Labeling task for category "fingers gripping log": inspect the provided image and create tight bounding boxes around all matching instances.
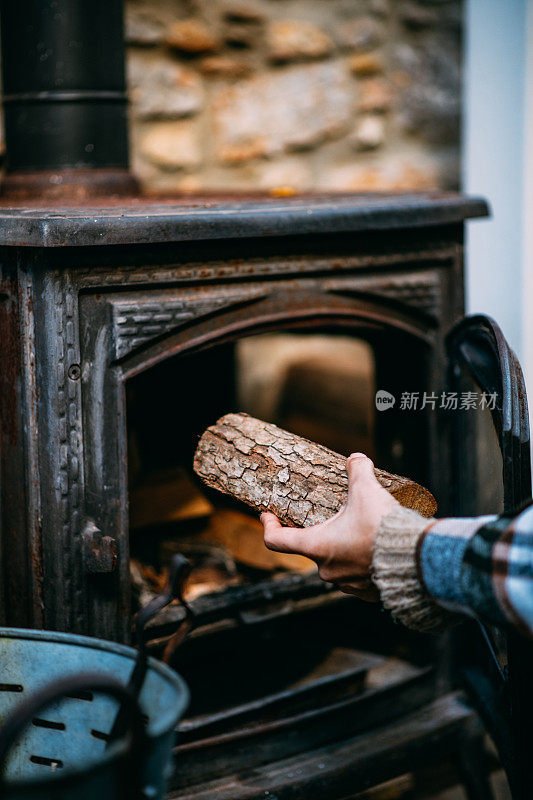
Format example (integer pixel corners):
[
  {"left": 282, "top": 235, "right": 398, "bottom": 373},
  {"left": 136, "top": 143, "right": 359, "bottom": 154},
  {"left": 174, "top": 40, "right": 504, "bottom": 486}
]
[{"left": 194, "top": 413, "right": 437, "bottom": 527}]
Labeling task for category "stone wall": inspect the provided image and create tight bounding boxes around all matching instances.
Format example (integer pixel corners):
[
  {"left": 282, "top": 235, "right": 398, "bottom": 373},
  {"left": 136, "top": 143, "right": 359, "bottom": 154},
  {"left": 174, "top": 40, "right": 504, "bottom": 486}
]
[{"left": 126, "top": 0, "right": 462, "bottom": 194}]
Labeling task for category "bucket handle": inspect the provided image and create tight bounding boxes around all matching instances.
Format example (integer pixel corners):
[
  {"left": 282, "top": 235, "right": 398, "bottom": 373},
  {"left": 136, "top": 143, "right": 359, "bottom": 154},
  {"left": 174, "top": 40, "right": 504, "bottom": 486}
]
[
  {"left": 135, "top": 553, "right": 194, "bottom": 663},
  {"left": 0, "top": 673, "right": 147, "bottom": 799},
  {"left": 107, "top": 554, "right": 193, "bottom": 748},
  {"left": 132, "top": 553, "right": 194, "bottom": 688}
]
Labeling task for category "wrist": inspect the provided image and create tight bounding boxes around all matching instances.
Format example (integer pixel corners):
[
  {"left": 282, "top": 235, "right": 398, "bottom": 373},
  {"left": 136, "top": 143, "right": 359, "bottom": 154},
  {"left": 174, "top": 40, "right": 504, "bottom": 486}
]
[{"left": 372, "top": 506, "right": 460, "bottom": 632}]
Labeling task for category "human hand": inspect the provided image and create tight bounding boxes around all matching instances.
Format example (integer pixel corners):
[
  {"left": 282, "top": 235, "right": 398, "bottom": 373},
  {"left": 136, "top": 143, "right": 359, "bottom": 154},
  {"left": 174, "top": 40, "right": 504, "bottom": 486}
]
[{"left": 261, "top": 453, "right": 399, "bottom": 601}]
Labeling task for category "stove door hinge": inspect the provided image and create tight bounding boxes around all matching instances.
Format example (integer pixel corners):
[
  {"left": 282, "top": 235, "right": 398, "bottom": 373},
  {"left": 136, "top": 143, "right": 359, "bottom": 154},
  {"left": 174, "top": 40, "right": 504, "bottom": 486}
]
[{"left": 82, "top": 521, "right": 118, "bottom": 574}]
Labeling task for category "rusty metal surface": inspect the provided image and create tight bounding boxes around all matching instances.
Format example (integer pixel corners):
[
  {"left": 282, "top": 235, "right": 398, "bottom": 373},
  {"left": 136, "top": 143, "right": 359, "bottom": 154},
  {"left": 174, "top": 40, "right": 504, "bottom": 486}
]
[
  {"left": 0, "top": 221, "right": 465, "bottom": 642},
  {"left": 168, "top": 692, "right": 484, "bottom": 800},
  {"left": 73, "top": 238, "right": 459, "bottom": 288},
  {"left": 82, "top": 522, "right": 118, "bottom": 574},
  {"left": 0, "top": 255, "right": 43, "bottom": 629},
  {"left": 0, "top": 192, "right": 488, "bottom": 247},
  {"left": 0, "top": 168, "right": 139, "bottom": 201},
  {"left": 171, "top": 663, "right": 435, "bottom": 791}
]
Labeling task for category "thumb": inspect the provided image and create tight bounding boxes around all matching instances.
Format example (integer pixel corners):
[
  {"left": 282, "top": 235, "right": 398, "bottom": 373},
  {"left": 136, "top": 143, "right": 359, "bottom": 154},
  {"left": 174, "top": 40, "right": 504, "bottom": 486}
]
[{"left": 346, "top": 453, "right": 377, "bottom": 496}]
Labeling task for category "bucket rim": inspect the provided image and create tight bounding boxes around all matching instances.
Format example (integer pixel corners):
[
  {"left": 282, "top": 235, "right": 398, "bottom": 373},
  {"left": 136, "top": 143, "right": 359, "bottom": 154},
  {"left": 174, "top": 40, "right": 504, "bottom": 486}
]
[{"left": 0, "top": 627, "right": 189, "bottom": 737}]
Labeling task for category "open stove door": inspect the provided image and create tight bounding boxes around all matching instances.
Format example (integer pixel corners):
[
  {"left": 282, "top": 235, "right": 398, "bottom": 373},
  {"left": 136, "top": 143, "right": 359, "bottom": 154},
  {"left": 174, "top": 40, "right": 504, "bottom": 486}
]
[{"left": 446, "top": 314, "right": 532, "bottom": 800}]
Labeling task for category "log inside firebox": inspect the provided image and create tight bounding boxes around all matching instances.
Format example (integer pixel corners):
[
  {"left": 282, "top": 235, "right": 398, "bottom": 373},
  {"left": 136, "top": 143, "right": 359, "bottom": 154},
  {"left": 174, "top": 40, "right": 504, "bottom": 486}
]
[{"left": 194, "top": 413, "right": 437, "bottom": 526}]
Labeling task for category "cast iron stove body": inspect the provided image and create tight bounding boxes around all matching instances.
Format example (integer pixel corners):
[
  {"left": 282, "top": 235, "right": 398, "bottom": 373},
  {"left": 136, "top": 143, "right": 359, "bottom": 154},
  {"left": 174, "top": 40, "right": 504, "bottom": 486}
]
[
  {"left": 5, "top": 192, "right": 532, "bottom": 800},
  {"left": 0, "top": 192, "right": 487, "bottom": 639}
]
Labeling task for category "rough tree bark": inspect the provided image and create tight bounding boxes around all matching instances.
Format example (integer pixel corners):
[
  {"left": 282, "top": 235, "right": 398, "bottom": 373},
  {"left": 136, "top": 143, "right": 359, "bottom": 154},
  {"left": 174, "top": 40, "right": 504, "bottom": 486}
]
[{"left": 194, "top": 413, "right": 437, "bottom": 527}]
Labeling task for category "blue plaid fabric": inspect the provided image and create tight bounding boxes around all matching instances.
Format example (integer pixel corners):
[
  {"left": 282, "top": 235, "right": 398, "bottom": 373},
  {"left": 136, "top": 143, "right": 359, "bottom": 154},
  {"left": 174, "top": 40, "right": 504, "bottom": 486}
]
[{"left": 418, "top": 505, "right": 533, "bottom": 637}]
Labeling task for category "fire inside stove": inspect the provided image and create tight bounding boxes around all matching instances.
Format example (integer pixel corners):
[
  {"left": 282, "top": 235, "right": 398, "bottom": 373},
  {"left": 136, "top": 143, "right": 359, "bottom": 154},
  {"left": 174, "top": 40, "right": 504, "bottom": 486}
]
[{"left": 127, "top": 332, "right": 376, "bottom": 609}]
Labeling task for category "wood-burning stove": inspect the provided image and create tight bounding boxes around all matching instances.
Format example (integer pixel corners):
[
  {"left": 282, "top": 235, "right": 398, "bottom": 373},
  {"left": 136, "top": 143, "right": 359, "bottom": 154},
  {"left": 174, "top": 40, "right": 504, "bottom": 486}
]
[
  {"left": 2, "top": 191, "right": 530, "bottom": 800},
  {"left": 1, "top": 2, "right": 532, "bottom": 798},
  {"left": 0, "top": 193, "right": 488, "bottom": 638}
]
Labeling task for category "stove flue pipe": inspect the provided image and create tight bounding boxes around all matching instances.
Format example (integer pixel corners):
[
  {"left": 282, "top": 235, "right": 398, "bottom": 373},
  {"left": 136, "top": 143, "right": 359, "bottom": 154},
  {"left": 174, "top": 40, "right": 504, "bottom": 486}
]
[{"left": 0, "top": 0, "right": 138, "bottom": 199}]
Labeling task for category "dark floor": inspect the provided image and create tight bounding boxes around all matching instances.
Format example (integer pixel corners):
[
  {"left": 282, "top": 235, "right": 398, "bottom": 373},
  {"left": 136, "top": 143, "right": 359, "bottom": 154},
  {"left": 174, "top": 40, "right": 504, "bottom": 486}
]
[{"left": 348, "top": 765, "right": 510, "bottom": 799}]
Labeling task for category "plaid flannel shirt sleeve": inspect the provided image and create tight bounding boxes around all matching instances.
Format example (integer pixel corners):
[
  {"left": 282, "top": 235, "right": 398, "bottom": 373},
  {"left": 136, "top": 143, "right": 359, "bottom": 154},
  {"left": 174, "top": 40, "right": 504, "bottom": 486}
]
[{"left": 418, "top": 504, "right": 533, "bottom": 637}]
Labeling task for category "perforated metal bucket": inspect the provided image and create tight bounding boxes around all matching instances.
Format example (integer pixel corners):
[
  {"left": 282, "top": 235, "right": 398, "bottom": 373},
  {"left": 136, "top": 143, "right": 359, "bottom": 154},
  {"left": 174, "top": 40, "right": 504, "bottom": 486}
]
[{"left": 0, "top": 628, "right": 189, "bottom": 800}]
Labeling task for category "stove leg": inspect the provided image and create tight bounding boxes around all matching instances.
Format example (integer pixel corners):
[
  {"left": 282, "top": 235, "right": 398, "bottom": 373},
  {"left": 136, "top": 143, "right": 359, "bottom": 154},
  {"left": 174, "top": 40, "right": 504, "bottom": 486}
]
[{"left": 455, "top": 736, "right": 496, "bottom": 800}]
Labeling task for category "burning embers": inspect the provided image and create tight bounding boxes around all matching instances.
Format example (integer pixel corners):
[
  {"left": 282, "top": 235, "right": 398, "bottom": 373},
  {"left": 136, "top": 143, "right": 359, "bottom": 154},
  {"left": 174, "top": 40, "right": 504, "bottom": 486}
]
[{"left": 129, "top": 466, "right": 315, "bottom": 611}]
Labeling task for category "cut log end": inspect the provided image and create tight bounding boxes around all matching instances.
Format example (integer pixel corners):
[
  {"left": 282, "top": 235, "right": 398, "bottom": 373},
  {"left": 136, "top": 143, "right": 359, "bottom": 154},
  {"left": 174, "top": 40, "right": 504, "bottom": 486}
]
[
  {"left": 194, "top": 413, "right": 437, "bottom": 526},
  {"left": 388, "top": 483, "right": 437, "bottom": 518}
]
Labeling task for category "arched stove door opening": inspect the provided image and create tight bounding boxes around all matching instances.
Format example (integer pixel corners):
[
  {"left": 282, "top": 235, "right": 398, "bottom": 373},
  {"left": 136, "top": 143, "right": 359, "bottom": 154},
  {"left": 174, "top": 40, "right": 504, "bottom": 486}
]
[
  {"left": 126, "top": 326, "right": 431, "bottom": 620},
  {"left": 77, "top": 272, "right": 440, "bottom": 647},
  {"left": 126, "top": 325, "right": 432, "bottom": 622},
  {"left": 122, "top": 323, "right": 438, "bottom": 754}
]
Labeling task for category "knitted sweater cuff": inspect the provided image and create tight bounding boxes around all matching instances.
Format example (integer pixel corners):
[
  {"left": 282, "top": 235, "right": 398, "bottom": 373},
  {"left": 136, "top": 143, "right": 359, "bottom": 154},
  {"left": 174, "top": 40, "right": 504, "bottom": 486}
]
[{"left": 372, "top": 505, "right": 459, "bottom": 633}]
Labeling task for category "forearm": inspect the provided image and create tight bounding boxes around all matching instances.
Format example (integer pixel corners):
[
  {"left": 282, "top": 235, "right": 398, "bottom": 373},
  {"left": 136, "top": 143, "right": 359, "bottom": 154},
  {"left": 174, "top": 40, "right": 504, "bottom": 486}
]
[{"left": 373, "top": 504, "right": 533, "bottom": 637}]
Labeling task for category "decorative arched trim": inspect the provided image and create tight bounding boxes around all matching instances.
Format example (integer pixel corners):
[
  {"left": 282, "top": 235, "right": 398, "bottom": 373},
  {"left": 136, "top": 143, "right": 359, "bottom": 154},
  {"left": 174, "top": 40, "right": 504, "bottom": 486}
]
[{"left": 119, "top": 287, "right": 435, "bottom": 380}]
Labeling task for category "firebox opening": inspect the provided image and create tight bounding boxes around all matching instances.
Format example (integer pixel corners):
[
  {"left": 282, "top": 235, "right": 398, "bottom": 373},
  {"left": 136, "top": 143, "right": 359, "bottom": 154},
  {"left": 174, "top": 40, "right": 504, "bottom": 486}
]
[
  {"left": 127, "top": 331, "right": 377, "bottom": 607},
  {"left": 126, "top": 328, "right": 432, "bottom": 722}
]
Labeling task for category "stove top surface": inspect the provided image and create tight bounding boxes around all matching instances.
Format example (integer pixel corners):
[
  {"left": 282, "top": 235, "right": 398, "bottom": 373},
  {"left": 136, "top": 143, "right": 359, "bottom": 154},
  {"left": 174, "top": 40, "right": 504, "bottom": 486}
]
[{"left": 0, "top": 191, "right": 488, "bottom": 248}]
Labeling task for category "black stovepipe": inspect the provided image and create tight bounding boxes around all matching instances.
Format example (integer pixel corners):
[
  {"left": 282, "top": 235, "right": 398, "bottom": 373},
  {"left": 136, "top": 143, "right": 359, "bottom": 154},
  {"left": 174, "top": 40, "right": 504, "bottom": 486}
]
[{"left": 0, "top": 0, "right": 137, "bottom": 197}]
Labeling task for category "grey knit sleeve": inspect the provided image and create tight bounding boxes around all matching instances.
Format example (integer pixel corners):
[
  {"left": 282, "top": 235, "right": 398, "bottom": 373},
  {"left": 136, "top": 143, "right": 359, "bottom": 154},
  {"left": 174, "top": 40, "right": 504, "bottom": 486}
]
[{"left": 372, "top": 505, "right": 460, "bottom": 633}]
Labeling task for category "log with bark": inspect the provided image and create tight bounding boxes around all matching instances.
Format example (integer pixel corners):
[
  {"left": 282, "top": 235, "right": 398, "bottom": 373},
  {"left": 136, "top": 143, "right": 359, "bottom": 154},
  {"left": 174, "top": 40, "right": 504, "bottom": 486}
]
[{"left": 194, "top": 413, "right": 437, "bottom": 527}]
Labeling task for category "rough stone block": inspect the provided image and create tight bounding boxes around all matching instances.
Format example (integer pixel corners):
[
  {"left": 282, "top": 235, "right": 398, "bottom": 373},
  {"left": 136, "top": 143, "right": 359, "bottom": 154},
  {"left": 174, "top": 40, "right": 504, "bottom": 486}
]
[
  {"left": 140, "top": 120, "right": 202, "bottom": 169},
  {"left": 165, "top": 19, "right": 220, "bottom": 53},
  {"left": 213, "top": 61, "right": 354, "bottom": 162},
  {"left": 266, "top": 20, "right": 333, "bottom": 62},
  {"left": 358, "top": 78, "right": 392, "bottom": 112},
  {"left": 319, "top": 151, "right": 443, "bottom": 191},
  {"left": 348, "top": 52, "right": 385, "bottom": 76},
  {"left": 125, "top": 6, "right": 164, "bottom": 45},
  {"left": 257, "top": 158, "right": 312, "bottom": 191},
  {"left": 198, "top": 56, "right": 254, "bottom": 79},
  {"left": 128, "top": 54, "right": 204, "bottom": 120},
  {"left": 335, "top": 16, "right": 384, "bottom": 51},
  {"left": 350, "top": 115, "right": 385, "bottom": 150}
]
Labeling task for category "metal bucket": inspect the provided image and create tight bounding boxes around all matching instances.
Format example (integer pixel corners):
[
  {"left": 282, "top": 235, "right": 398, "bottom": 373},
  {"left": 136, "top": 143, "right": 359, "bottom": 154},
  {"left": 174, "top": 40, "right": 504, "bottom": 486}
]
[{"left": 0, "top": 628, "right": 189, "bottom": 800}]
